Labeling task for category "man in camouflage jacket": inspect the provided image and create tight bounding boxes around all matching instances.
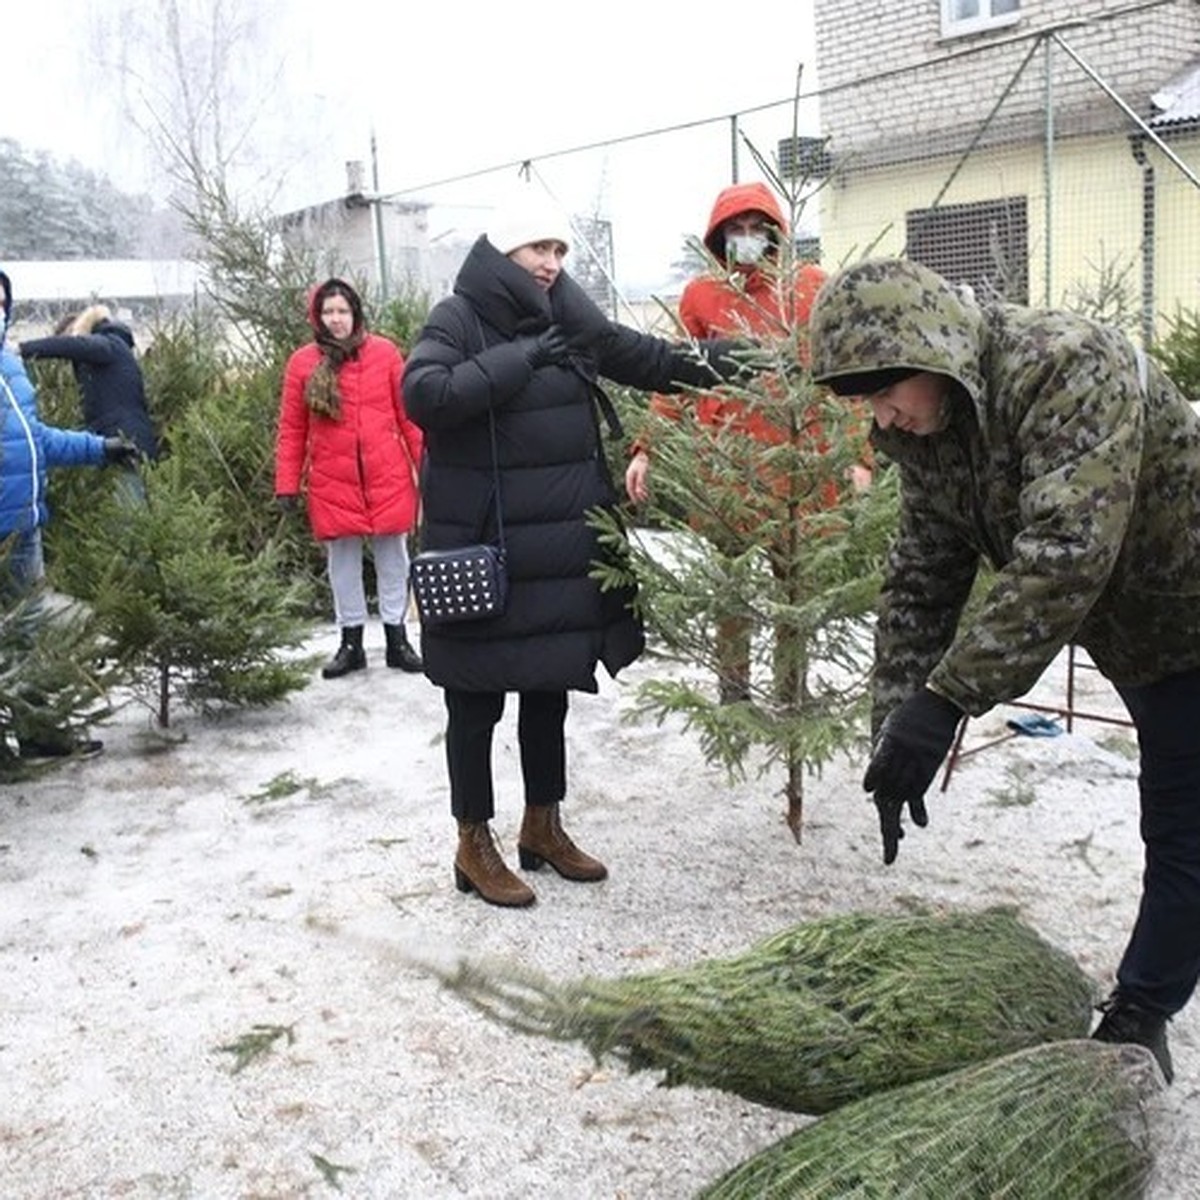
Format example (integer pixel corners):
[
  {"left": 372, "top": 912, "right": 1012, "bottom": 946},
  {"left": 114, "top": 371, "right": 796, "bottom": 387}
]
[{"left": 809, "top": 256, "right": 1200, "bottom": 1083}]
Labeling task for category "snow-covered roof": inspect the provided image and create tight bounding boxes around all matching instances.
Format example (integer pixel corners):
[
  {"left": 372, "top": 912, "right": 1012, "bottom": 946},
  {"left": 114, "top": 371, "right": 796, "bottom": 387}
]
[
  {"left": 1151, "top": 61, "right": 1200, "bottom": 128},
  {"left": 3, "top": 259, "right": 206, "bottom": 303}
]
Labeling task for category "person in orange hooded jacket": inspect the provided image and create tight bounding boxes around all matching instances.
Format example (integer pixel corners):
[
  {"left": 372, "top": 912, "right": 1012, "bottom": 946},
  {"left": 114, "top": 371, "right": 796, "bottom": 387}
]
[
  {"left": 624, "top": 182, "right": 862, "bottom": 703},
  {"left": 275, "top": 278, "right": 425, "bottom": 679}
]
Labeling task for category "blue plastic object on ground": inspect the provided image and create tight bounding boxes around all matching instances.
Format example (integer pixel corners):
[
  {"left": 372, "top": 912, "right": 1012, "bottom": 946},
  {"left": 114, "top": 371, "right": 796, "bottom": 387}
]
[{"left": 1006, "top": 713, "right": 1064, "bottom": 737}]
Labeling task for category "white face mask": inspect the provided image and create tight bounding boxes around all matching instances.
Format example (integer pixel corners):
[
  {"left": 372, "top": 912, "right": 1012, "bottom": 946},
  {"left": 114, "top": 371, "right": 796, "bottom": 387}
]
[{"left": 725, "top": 230, "right": 770, "bottom": 265}]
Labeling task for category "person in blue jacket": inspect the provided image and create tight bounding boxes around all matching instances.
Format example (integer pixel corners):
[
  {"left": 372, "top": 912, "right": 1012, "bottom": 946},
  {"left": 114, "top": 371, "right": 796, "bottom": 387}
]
[{"left": 0, "top": 269, "right": 138, "bottom": 758}]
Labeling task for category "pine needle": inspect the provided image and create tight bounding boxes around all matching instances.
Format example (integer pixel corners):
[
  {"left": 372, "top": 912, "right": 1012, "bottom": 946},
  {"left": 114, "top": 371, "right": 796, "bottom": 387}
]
[
  {"left": 427, "top": 907, "right": 1096, "bottom": 1114},
  {"left": 699, "top": 1040, "right": 1160, "bottom": 1198},
  {"left": 214, "top": 1022, "right": 296, "bottom": 1074}
]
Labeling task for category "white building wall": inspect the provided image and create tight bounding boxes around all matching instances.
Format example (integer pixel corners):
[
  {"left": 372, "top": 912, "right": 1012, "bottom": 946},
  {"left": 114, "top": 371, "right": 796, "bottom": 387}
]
[{"left": 815, "top": 0, "right": 1200, "bottom": 167}]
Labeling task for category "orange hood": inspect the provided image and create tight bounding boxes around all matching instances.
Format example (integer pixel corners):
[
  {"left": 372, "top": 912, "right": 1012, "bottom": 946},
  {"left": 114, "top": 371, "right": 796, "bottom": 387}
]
[{"left": 702, "top": 182, "right": 787, "bottom": 262}]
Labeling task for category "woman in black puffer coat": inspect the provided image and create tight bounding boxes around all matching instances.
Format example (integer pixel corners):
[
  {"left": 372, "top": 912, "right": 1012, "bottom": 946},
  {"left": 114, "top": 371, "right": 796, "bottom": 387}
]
[{"left": 402, "top": 201, "right": 737, "bottom": 908}]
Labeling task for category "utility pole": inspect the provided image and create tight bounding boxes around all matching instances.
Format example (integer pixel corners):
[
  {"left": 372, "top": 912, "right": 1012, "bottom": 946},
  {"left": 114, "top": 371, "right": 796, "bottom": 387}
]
[{"left": 371, "top": 127, "right": 390, "bottom": 302}]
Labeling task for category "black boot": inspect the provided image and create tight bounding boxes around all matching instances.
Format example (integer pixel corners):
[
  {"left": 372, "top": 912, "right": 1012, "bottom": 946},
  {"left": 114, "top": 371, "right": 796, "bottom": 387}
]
[
  {"left": 17, "top": 736, "right": 104, "bottom": 762},
  {"left": 322, "top": 626, "right": 366, "bottom": 679},
  {"left": 1092, "top": 992, "right": 1174, "bottom": 1083},
  {"left": 384, "top": 623, "right": 423, "bottom": 672}
]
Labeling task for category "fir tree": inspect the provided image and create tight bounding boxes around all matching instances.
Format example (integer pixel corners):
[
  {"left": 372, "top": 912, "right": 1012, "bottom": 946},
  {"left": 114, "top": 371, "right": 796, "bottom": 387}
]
[
  {"left": 0, "top": 571, "right": 118, "bottom": 776},
  {"left": 594, "top": 184, "right": 899, "bottom": 841},
  {"left": 54, "top": 451, "right": 316, "bottom": 729}
]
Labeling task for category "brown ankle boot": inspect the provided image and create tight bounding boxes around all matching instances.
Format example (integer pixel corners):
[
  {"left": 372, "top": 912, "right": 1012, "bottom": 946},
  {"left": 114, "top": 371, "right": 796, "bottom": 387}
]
[
  {"left": 454, "top": 820, "right": 535, "bottom": 907},
  {"left": 517, "top": 804, "right": 608, "bottom": 882}
]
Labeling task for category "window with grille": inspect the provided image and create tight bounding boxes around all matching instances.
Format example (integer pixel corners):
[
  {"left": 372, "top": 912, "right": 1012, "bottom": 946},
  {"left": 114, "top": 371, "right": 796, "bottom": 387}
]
[
  {"left": 906, "top": 196, "right": 1029, "bottom": 303},
  {"left": 941, "top": 0, "right": 1020, "bottom": 38}
]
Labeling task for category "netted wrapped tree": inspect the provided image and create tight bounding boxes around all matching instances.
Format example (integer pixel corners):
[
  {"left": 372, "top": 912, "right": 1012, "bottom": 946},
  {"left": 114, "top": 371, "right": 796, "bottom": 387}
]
[
  {"left": 699, "top": 1039, "right": 1160, "bottom": 1199},
  {"left": 427, "top": 906, "right": 1097, "bottom": 1116}
]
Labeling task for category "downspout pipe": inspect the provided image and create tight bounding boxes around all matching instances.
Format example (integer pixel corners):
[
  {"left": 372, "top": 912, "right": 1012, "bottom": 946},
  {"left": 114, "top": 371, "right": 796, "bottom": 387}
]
[{"left": 1128, "top": 133, "right": 1155, "bottom": 350}]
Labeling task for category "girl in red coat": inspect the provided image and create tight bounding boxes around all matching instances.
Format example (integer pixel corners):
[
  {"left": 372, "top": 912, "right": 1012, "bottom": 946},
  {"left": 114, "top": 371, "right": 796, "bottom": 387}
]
[{"left": 275, "top": 278, "right": 425, "bottom": 678}]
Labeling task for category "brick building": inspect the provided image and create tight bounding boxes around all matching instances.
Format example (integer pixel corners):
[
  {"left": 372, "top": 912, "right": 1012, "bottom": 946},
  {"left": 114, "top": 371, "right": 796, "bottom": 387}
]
[{"left": 813, "top": 0, "right": 1200, "bottom": 340}]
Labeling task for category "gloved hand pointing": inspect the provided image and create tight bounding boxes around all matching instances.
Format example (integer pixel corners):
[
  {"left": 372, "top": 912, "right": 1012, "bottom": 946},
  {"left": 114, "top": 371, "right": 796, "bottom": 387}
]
[
  {"left": 103, "top": 436, "right": 141, "bottom": 467},
  {"left": 520, "top": 325, "right": 570, "bottom": 370},
  {"left": 863, "top": 688, "right": 963, "bottom": 865},
  {"left": 697, "top": 337, "right": 765, "bottom": 383}
]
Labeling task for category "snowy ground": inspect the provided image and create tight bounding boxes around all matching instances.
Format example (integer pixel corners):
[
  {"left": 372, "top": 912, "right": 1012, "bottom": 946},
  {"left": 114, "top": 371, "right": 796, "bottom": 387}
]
[{"left": 1, "top": 621, "right": 1198, "bottom": 1198}]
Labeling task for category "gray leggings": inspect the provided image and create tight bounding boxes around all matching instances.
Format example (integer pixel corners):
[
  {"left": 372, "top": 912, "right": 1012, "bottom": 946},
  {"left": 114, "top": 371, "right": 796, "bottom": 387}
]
[{"left": 325, "top": 534, "right": 410, "bottom": 627}]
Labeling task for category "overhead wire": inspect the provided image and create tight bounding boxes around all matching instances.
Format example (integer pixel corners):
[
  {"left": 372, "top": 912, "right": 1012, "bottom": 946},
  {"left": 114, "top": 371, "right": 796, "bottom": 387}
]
[
  {"left": 376, "top": 94, "right": 804, "bottom": 203},
  {"left": 375, "top": 92, "right": 810, "bottom": 329}
]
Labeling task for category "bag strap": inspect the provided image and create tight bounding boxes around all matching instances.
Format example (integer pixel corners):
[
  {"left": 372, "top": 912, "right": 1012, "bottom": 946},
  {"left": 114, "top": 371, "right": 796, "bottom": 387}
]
[
  {"left": 449, "top": 294, "right": 506, "bottom": 553},
  {"left": 584, "top": 375, "right": 625, "bottom": 442},
  {"left": 487, "top": 402, "right": 504, "bottom": 553}
]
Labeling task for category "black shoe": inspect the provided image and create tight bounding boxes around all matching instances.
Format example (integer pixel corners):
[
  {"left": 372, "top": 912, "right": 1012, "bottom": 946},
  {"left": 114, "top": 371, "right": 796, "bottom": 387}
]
[
  {"left": 322, "top": 644, "right": 367, "bottom": 679},
  {"left": 1092, "top": 992, "right": 1174, "bottom": 1083},
  {"left": 322, "top": 627, "right": 367, "bottom": 679},
  {"left": 384, "top": 624, "right": 423, "bottom": 672},
  {"left": 18, "top": 738, "right": 105, "bottom": 762}
]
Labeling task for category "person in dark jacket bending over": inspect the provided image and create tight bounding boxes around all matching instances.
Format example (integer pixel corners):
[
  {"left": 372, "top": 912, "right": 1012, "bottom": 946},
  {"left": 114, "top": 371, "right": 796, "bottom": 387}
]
[
  {"left": 20, "top": 305, "right": 158, "bottom": 504},
  {"left": 402, "top": 192, "right": 744, "bottom": 908},
  {"left": 808, "top": 256, "right": 1200, "bottom": 1084}
]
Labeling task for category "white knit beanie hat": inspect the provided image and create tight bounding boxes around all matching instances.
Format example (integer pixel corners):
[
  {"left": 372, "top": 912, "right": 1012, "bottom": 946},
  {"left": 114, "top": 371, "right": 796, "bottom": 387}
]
[{"left": 486, "top": 189, "right": 572, "bottom": 256}]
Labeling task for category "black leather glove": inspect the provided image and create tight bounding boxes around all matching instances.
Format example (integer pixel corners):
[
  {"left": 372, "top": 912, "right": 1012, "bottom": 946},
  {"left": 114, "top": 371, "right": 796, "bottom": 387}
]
[
  {"left": 698, "top": 337, "right": 756, "bottom": 383},
  {"left": 103, "top": 436, "right": 141, "bottom": 467},
  {"left": 520, "top": 325, "right": 570, "bottom": 370},
  {"left": 863, "top": 688, "right": 963, "bottom": 865},
  {"left": 276, "top": 494, "right": 300, "bottom": 514}
]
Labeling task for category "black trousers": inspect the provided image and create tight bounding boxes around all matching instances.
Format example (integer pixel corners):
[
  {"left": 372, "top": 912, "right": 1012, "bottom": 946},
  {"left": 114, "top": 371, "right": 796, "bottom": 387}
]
[
  {"left": 1114, "top": 666, "right": 1200, "bottom": 1016},
  {"left": 443, "top": 688, "right": 568, "bottom": 822}
]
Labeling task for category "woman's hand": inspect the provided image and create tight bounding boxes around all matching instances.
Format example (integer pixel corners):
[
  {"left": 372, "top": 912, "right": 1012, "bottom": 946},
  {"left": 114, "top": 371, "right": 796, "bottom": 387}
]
[
  {"left": 520, "top": 326, "right": 570, "bottom": 369},
  {"left": 848, "top": 464, "right": 873, "bottom": 492},
  {"left": 625, "top": 450, "right": 650, "bottom": 503}
]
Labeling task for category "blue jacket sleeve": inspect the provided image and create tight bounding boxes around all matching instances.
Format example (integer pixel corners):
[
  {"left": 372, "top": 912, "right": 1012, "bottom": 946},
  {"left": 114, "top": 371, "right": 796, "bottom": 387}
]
[{"left": 40, "top": 422, "right": 107, "bottom": 468}]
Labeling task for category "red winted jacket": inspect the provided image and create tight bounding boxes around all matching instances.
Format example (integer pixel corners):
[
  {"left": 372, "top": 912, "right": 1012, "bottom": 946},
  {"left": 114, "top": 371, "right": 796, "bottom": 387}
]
[
  {"left": 275, "top": 333, "right": 423, "bottom": 541},
  {"left": 639, "top": 183, "right": 873, "bottom": 523},
  {"left": 652, "top": 181, "right": 827, "bottom": 444}
]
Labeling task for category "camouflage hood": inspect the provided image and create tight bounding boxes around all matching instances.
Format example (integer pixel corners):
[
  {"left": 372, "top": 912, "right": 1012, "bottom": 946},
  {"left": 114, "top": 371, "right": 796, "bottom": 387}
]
[
  {"left": 809, "top": 258, "right": 986, "bottom": 407},
  {"left": 806, "top": 256, "right": 1200, "bottom": 721}
]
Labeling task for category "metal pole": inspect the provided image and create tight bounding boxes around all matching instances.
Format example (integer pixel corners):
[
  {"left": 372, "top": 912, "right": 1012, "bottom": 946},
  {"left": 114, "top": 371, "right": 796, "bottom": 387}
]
[
  {"left": 1130, "top": 136, "right": 1157, "bottom": 349},
  {"left": 1043, "top": 37, "right": 1054, "bottom": 307},
  {"left": 730, "top": 114, "right": 739, "bottom": 183},
  {"left": 371, "top": 128, "right": 390, "bottom": 301},
  {"left": 1052, "top": 32, "right": 1200, "bottom": 188}
]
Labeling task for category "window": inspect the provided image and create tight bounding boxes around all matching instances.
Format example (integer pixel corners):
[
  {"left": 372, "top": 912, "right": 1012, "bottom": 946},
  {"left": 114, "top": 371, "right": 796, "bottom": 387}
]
[
  {"left": 941, "top": 0, "right": 1020, "bottom": 38},
  {"left": 906, "top": 196, "right": 1028, "bottom": 303}
]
